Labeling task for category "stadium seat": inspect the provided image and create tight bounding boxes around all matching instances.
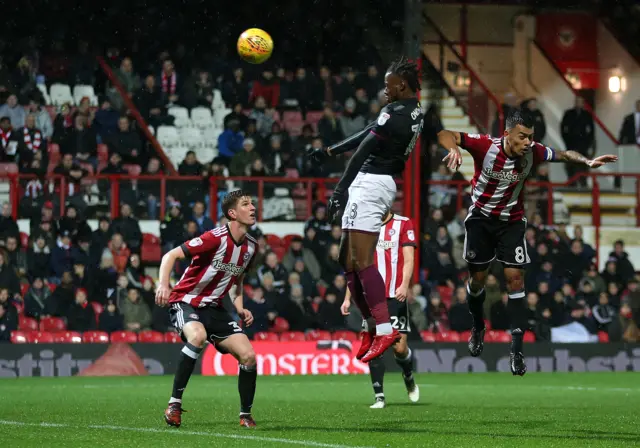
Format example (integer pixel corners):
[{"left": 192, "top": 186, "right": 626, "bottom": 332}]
[
  {"left": 83, "top": 331, "right": 110, "bottom": 343},
  {"left": 36, "top": 83, "right": 51, "bottom": 105},
  {"left": 20, "top": 283, "right": 30, "bottom": 297},
  {"left": 20, "top": 232, "right": 29, "bottom": 248},
  {"left": 435, "top": 331, "right": 460, "bottom": 342},
  {"left": 523, "top": 331, "right": 536, "bottom": 343},
  {"left": 157, "top": 126, "right": 180, "bottom": 148},
  {"left": 53, "top": 331, "right": 82, "bottom": 343},
  {"left": 487, "top": 330, "right": 510, "bottom": 343},
  {"left": 14, "top": 302, "right": 24, "bottom": 314},
  {"left": 280, "top": 331, "right": 306, "bottom": 342},
  {"left": 40, "top": 317, "right": 66, "bottom": 332},
  {"left": 110, "top": 331, "right": 138, "bottom": 343},
  {"left": 191, "top": 107, "right": 214, "bottom": 129},
  {"left": 254, "top": 332, "right": 279, "bottom": 342},
  {"left": 49, "top": 83, "right": 74, "bottom": 106},
  {"left": 28, "top": 331, "right": 55, "bottom": 343},
  {"left": 202, "top": 127, "right": 223, "bottom": 147},
  {"left": 213, "top": 108, "right": 231, "bottom": 129},
  {"left": 265, "top": 234, "right": 282, "bottom": 248},
  {"left": 164, "top": 332, "right": 183, "bottom": 343},
  {"left": 598, "top": 331, "right": 609, "bottom": 343},
  {"left": 436, "top": 286, "right": 453, "bottom": 306},
  {"left": 19, "top": 316, "right": 38, "bottom": 331},
  {"left": 272, "top": 246, "right": 286, "bottom": 261},
  {"left": 282, "top": 234, "right": 299, "bottom": 251},
  {"left": 317, "top": 284, "right": 327, "bottom": 297},
  {"left": 72, "top": 85, "right": 98, "bottom": 106},
  {"left": 420, "top": 331, "right": 436, "bottom": 342},
  {"left": 168, "top": 106, "right": 191, "bottom": 127},
  {"left": 332, "top": 330, "right": 359, "bottom": 341},
  {"left": 141, "top": 233, "right": 162, "bottom": 263},
  {"left": 458, "top": 330, "right": 471, "bottom": 342},
  {"left": 179, "top": 127, "right": 204, "bottom": 149},
  {"left": 0, "top": 163, "right": 18, "bottom": 175},
  {"left": 138, "top": 330, "right": 164, "bottom": 343},
  {"left": 11, "top": 331, "right": 28, "bottom": 344},
  {"left": 211, "top": 89, "right": 225, "bottom": 110},
  {"left": 90, "top": 301, "right": 104, "bottom": 317},
  {"left": 272, "top": 317, "right": 290, "bottom": 333},
  {"left": 305, "top": 330, "right": 332, "bottom": 341}
]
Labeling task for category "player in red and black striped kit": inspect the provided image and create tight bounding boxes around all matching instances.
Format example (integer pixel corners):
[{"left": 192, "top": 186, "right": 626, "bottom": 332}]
[
  {"left": 341, "top": 211, "right": 419, "bottom": 408},
  {"left": 438, "top": 110, "right": 617, "bottom": 376}
]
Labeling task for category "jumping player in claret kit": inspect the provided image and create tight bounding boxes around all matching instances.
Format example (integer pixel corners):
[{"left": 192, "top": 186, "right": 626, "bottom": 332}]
[
  {"left": 437, "top": 111, "right": 617, "bottom": 376},
  {"left": 308, "top": 57, "right": 424, "bottom": 363},
  {"left": 155, "top": 190, "right": 260, "bottom": 428},
  {"left": 341, "top": 210, "right": 419, "bottom": 408}
]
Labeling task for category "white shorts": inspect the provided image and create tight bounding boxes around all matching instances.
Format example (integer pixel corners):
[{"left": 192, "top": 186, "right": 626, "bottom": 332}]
[{"left": 341, "top": 172, "right": 396, "bottom": 234}]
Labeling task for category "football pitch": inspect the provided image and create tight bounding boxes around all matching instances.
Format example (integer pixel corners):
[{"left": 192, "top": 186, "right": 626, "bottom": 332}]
[{"left": 1, "top": 373, "right": 638, "bottom": 447}]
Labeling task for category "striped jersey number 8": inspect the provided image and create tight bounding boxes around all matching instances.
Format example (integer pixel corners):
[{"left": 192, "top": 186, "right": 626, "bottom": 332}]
[{"left": 515, "top": 247, "right": 525, "bottom": 263}]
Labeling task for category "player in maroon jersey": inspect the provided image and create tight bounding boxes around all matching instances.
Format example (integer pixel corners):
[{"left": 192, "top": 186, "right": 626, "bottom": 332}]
[
  {"left": 438, "top": 110, "right": 617, "bottom": 375},
  {"left": 155, "top": 190, "right": 260, "bottom": 428},
  {"left": 341, "top": 211, "right": 419, "bottom": 408}
]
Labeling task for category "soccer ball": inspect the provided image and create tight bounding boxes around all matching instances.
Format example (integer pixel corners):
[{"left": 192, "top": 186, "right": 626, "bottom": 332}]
[{"left": 237, "top": 28, "right": 273, "bottom": 64}]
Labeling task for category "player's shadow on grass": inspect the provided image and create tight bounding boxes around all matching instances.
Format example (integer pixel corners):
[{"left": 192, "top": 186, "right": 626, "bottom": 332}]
[{"left": 390, "top": 403, "right": 431, "bottom": 407}]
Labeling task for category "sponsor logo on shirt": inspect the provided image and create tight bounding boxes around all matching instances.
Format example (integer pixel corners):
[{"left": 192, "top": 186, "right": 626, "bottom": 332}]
[
  {"left": 482, "top": 166, "right": 527, "bottom": 182},
  {"left": 377, "top": 240, "right": 397, "bottom": 250},
  {"left": 212, "top": 260, "right": 245, "bottom": 276}
]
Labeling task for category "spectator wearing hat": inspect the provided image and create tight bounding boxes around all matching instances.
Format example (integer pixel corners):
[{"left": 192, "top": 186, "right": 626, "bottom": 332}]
[
  {"left": 217, "top": 118, "right": 244, "bottom": 165},
  {"left": 230, "top": 137, "right": 260, "bottom": 176},
  {"left": 224, "top": 103, "right": 249, "bottom": 132},
  {"left": 282, "top": 235, "right": 321, "bottom": 281},
  {"left": 66, "top": 288, "right": 97, "bottom": 332}
]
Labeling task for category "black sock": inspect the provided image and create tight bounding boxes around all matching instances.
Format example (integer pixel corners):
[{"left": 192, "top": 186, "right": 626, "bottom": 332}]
[
  {"left": 507, "top": 290, "right": 527, "bottom": 353},
  {"left": 395, "top": 348, "right": 414, "bottom": 379},
  {"left": 467, "top": 283, "right": 486, "bottom": 329},
  {"left": 171, "top": 343, "right": 203, "bottom": 402},
  {"left": 238, "top": 364, "right": 257, "bottom": 415},
  {"left": 369, "top": 358, "right": 385, "bottom": 398}
]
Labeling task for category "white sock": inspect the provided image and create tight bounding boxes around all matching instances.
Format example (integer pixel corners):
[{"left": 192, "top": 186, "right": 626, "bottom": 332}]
[
  {"left": 169, "top": 397, "right": 181, "bottom": 404},
  {"left": 376, "top": 323, "right": 392, "bottom": 335}
]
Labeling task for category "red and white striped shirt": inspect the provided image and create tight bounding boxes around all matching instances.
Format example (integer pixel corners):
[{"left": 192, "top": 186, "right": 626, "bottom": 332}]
[
  {"left": 374, "top": 214, "right": 417, "bottom": 298},
  {"left": 461, "top": 133, "right": 555, "bottom": 222},
  {"left": 169, "top": 225, "right": 258, "bottom": 308}
]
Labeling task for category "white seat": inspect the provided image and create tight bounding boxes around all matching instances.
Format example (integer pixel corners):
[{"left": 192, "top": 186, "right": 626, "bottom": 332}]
[
  {"left": 179, "top": 127, "right": 203, "bottom": 148},
  {"left": 191, "top": 107, "right": 214, "bottom": 129},
  {"left": 203, "top": 127, "right": 223, "bottom": 148},
  {"left": 170, "top": 145, "right": 190, "bottom": 168},
  {"left": 194, "top": 146, "right": 218, "bottom": 163},
  {"left": 147, "top": 125, "right": 155, "bottom": 136},
  {"left": 168, "top": 106, "right": 191, "bottom": 128},
  {"left": 36, "top": 84, "right": 51, "bottom": 105},
  {"left": 49, "top": 83, "right": 74, "bottom": 106},
  {"left": 72, "top": 85, "right": 98, "bottom": 106},
  {"left": 213, "top": 108, "right": 232, "bottom": 130},
  {"left": 156, "top": 126, "right": 180, "bottom": 149},
  {"left": 212, "top": 89, "right": 225, "bottom": 110}
]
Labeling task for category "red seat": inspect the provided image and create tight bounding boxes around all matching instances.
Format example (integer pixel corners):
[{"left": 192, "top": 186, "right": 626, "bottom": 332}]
[
  {"left": 0, "top": 163, "right": 18, "bottom": 175},
  {"left": 437, "top": 286, "right": 453, "bottom": 307},
  {"left": 20, "top": 231, "right": 29, "bottom": 248},
  {"left": 317, "top": 284, "right": 327, "bottom": 297},
  {"left": 53, "top": 331, "right": 82, "bottom": 343},
  {"left": 39, "top": 316, "right": 66, "bottom": 332},
  {"left": 97, "top": 143, "right": 109, "bottom": 162},
  {"left": 20, "top": 283, "right": 30, "bottom": 297},
  {"left": 110, "top": 330, "right": 138, "bottom": 343},
  {"left": 272, "top": 317, "right": 290, "bottom": 333},
  {"left": 28, "top": 331, "right": 55, "bottom": 343},
  {"left": 14, "top": 302, "right": 24, "bottom": 314},
  {"left": 272, "top": 246, "right": 286, "bottom": 261},
  {"left": 332, "top": 330, "right": 359, "bottom": 341},
  {"left": 523, "top": 331, "right": 536, "bottom": 343},
  {"left": 598, "top": 331, "right": 609, "bottom": 343},
  {"left": 48, "top": 283, "right": 57, "bottom": 292},
  {"left": 83, "top": 331, "right": 110, "bottom": 343},
  {"left": 164, "top": 332, "right": 183, "bottom": 343},
  {"left": 458, "top": 330, "right": 471, "bottom": 342},
  {"left": 487, "top": 330, "right": 510, "bottom": 343},
  {"left": 282, "top": 234, "right": 299, "bottom": 251},
  {"left": 141, "top": 232, "right": 161, "bottom": 263},
  {"left": 305, "top": 329, "right": 332, "bottom": 341},
  {"left": 435, "top": 331, "right": 460, "bottom": 342},
  {"left": 11, "top": 330, "right": 28, "bottom": 343},
  {"left": 420, "top": 331, "right": 436, "bottom": 342},
  {"left": 138, "top": 330, "right": 164, "bottom": 343},
  {"left": 19, "top": 316, "right": 38, "bottom": 331},
  {"left": 254, "top": 331, "right": 279, "bottom": 342},
  {"left": 265, "top": 234, "right": 282, "bottom": 249},
  {"left": 280, "top": 331, "right": 306, "bottom": 342}
]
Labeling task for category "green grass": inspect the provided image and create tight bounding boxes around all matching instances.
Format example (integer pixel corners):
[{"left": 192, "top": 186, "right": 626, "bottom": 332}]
[{"left": 1, "top": 373, "right": 639, "bottom": 447}]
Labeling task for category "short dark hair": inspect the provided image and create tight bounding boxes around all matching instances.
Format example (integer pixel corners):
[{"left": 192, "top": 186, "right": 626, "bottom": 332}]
[
  {"left": 387, "top": 57, "right": 420, "bottom": 92},
  {"left": 506, "top": 110, "right": 535, "bottom": 130},
  {"left": 222, "top": 190, "right": 251, "bottom": 220}
]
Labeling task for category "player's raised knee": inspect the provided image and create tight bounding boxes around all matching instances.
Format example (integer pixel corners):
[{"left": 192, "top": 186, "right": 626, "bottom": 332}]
[
  {"left": 185, "top": 326, "right": 208, "bottom": 348},
  {"left": 239, "top": 348, "right": 256, "bottom": 367}
]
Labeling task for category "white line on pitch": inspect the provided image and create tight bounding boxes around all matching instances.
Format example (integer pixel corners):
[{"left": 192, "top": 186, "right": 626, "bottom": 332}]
[{"left": 0, "top": 420, "right": 374, "bottom": 448}]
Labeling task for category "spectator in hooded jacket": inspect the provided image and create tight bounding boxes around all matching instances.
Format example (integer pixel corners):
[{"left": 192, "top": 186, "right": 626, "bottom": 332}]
[{"left": 23, "top": 277, "right": 53, "bottom": 320}]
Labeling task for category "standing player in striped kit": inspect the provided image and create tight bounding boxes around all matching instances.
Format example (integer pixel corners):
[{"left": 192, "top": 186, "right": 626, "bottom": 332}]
[
  {"left": 341, "top": 211, "right": 419, "bottom": 408},
  {"left": 438, "top": 111, "right": 617, "bottom": 376},
  {"left": 155, "top": 190, "right": 260, "bottom": 428}
]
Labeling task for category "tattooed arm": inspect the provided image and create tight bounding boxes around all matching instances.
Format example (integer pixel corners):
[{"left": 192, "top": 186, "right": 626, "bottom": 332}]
[{"left": 553, "top": 150, "right": 618, "bottom": 168}]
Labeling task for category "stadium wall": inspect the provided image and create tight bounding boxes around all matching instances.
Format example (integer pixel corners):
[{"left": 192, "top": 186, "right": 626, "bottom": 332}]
[{"left": 2, "top": 342, "right": 640, "bottom": 377}]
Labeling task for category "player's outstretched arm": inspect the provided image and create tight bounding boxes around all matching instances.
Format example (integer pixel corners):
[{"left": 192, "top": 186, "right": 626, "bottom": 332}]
[
  {"left": 307, "top": 121, "right": 376, "bottom": 163},
  {"left": 553, "top": 149, "right": 618, "bottom": 168},
  {"left": 437, "top": 130, "right": 463, "bottom": 171},
  {"left": 156, "top": 246, "right": 186, "bottom": 306}
]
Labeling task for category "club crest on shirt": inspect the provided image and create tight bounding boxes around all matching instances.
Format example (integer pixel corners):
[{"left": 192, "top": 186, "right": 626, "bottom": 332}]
[
  {"left": 189, "top": 237, "right": 203, "bottom": 247},
  {"left": 243, "top": 252, "right": 252, "bottom": 262},
  {"left": 388, "top": 229, "right": 396, "bottom": 236},
  {"left": 467, "top": 133, "right": 481, "bottom": 139},
  {"left": 467, "top": 250, "right": 476, "bottom": 260},
  {"left": 189, "top": 314, "right": 199, "bottom": 320},
  {"left": 407, "top": 230, "right": 415, "bottom": 241},
  {"left": 377, "top": 112, "right": 391, "bottom": 126}
]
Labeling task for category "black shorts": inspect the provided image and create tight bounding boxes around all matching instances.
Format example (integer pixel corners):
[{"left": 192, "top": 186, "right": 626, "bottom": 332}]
[
  {"left": 363, "top": 298, "right": 411, "bottom": 333},
  {"left": 463, "top": 215, "right": 530, "bottom": 267},
  {"left": 169, "top": 302, "right": 244, "bottom": 343}
]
